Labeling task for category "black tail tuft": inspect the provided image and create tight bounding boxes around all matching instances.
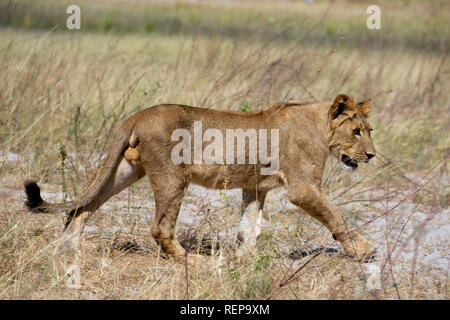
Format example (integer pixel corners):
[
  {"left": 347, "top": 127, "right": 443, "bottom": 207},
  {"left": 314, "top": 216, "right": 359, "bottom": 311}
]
[{"left": 24, "top": 180, "right": 44, "bottom": 212}]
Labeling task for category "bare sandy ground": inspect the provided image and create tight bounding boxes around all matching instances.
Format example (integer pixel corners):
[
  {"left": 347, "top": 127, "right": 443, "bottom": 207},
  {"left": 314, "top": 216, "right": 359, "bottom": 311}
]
[{"left": 1, "top": 152, "right": 448, "bottom": 299}]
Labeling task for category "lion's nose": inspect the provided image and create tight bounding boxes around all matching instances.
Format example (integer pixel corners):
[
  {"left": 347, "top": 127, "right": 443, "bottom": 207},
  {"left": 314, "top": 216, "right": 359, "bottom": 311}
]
[{"left": 365, "top": 152, "right": 375, "bottom": 160}]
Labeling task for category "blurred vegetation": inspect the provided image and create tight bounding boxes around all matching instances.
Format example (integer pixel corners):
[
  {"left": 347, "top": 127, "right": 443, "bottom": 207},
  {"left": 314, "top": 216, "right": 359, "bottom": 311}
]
[{"left": 0, "top": 0, "right": 448, "bottom": 51}]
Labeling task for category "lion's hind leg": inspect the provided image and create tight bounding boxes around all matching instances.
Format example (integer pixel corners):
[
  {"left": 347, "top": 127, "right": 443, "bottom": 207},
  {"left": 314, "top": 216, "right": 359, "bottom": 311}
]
[
  {"left": 146, "top": 171, "right": 190, "bottom": 258},
  {"left": 144, "top": 166, "right": 208, "bottom": 265}
]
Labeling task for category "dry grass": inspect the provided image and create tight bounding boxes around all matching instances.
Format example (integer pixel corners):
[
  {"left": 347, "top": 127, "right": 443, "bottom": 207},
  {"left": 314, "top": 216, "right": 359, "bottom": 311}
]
[{"left": 0, "top": 0, "right": 448, "bottom": 300}]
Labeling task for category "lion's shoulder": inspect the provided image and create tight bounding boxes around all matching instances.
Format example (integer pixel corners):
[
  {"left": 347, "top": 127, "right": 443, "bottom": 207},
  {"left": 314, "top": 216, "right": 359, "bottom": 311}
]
[{"left": 263, "top": 101, "right": 315, "bottom": 114}]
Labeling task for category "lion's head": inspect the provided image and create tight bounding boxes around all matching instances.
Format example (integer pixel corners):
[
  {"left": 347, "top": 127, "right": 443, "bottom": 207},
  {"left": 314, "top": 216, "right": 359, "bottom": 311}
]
[{"left": 328, "top": 94, "right": 376, "bottom": 169}]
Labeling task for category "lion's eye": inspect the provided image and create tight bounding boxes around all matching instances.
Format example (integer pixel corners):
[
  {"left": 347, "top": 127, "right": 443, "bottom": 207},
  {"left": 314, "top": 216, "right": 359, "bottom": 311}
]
[{"left": 353, "top": 128, "right": 361, "bottom": 136}]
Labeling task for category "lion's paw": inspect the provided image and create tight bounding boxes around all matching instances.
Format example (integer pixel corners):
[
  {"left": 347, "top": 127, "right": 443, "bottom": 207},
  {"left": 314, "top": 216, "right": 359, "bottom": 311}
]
[{"left": 341, "top": 233, "right": 376, "bottom": 262}]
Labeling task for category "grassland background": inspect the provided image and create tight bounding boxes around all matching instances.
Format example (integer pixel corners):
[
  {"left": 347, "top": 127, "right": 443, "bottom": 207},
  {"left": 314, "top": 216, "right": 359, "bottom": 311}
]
[{"left": 0, "top": 0, "right": 448, "bottom": 299}]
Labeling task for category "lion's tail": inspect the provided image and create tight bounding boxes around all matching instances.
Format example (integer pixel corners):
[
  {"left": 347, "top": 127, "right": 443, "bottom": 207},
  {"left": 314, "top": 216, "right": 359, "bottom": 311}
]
[{"left": 24, "top": 122, "right": 134, "bottom": 215}]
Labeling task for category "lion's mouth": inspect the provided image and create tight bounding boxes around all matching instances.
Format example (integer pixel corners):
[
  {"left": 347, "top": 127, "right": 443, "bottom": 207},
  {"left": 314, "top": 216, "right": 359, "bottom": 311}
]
[{"left": 341, "top": 154, "right": 358, "bottom": 169}]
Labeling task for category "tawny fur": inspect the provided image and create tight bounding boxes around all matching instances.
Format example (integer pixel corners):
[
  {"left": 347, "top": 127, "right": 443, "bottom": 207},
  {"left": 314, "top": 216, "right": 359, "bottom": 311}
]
[
  {"left": 124, "top": 147, "right": 140, "bottom": 166},
  {"left": 24, "top": 94, "right": 377, "bottom": 262}
]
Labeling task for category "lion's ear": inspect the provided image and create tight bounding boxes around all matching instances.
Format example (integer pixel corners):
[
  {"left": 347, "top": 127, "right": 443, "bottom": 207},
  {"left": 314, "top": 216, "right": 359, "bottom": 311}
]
[
  {"left": 330, "top": 94, "right": 355, "bottom": 119},
  {"left": 357, "top": 100, "right": 372, "bottom": 116}
]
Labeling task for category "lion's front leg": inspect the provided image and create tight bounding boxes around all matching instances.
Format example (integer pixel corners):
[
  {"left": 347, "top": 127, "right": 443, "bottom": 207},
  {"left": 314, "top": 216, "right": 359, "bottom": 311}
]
[
  {"left": 287, "top": 184, "right": 375, "bottom": 261},
  {"left": 236, "top": 190, "right": 267, "bottom": 255}
]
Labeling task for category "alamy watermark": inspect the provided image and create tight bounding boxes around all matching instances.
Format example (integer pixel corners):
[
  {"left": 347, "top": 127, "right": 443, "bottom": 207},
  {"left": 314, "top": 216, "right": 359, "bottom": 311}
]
[
  {"left": 366, "top": 5, "right": 381, "bottom": 30},
  {"left": 66, "top": 5, "right": 81, "bottom": 30},
  {"left": 170, "top": 121, "right": 279, "bottom": 175},
  {"left": 364, "top": 263, "right": 381, "bottom": 291},
  {"left": 65, "top": 4, "right": 380, "bottom": 32},
  {"left": 66, "top": 264, "right": 81, "bottom": 289}
]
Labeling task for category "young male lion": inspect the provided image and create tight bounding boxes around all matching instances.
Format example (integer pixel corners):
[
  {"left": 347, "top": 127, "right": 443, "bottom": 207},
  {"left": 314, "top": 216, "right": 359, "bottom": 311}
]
[{"left": 24, "top": 94, "right": 377, "bottom": 263}]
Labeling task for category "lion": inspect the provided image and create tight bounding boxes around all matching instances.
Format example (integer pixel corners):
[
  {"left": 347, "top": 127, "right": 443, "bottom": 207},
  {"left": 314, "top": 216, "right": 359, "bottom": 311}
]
[{"left": 24, "top": 93, "right": 377, "bottom": 263}]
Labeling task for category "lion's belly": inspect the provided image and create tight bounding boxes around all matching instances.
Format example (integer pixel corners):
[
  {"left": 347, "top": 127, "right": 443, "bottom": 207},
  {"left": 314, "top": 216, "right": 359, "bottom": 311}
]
[{"left": 188, "top": 164, "right": 280, "bottom": 191}]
